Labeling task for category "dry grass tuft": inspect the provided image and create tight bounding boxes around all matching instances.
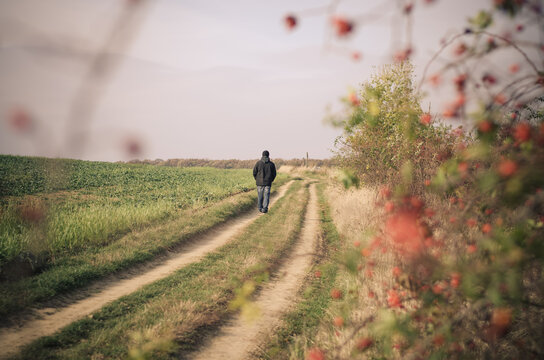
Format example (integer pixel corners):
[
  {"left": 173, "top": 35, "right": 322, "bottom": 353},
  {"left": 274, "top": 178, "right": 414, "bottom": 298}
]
[{"left": 305, "top": 181, "right": 400, "bottom": 358}]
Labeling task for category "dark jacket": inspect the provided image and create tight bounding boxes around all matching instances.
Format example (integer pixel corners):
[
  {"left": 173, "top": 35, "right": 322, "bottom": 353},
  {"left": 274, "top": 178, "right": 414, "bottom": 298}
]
[{"left": 253, "top": 156, "right": 276, "bottom": 186}]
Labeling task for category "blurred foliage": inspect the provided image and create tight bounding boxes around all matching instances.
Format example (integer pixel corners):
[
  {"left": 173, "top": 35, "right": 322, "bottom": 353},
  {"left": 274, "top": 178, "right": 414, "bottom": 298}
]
[{"left": 321, "top": 2, "right": 544, "bottom": 356}]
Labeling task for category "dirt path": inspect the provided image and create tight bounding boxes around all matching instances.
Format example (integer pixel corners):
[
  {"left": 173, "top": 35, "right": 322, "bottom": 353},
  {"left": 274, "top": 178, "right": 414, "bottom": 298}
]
[
  {"left": 0, "top": 182, "right": 293, "bottom": 359},
  {"left": 189, "top": 182, "right": 319, "bottom": 360}
]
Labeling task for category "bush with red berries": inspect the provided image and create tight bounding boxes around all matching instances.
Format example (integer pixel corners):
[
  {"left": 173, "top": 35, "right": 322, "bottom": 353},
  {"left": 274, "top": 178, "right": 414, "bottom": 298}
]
[{"left": 288, "top": 0, "right": 544, "bottom": 358}]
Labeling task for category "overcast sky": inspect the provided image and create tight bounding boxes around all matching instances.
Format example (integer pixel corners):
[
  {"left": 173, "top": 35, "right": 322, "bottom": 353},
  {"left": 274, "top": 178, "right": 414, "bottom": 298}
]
[{"left": 0, "top": 0, "right": 537, "bottom": 161}]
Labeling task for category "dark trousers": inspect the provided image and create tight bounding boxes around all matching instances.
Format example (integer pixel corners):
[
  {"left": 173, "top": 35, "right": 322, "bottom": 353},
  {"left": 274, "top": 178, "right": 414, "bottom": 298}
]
[{"left": 257, "top": 185, "right": 271, "bottom": 212}]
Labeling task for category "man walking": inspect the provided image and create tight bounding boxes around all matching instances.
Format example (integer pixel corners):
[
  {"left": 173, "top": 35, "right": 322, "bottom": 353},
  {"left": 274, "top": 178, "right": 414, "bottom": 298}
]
[{"left": 253, "top": 150, "right": 276, "bottom": 213}]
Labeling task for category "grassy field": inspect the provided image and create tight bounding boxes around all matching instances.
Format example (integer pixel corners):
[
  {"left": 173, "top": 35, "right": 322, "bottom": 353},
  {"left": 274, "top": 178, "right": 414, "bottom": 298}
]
[
  {"left": 0, "top": 155, "right": 288, "bottom": 318},
  {"left": 14, "top": 180, "right": 306, "bottom": 359},
  {"left": 0, "top": 155, "right": 258, "bottom": 267}
]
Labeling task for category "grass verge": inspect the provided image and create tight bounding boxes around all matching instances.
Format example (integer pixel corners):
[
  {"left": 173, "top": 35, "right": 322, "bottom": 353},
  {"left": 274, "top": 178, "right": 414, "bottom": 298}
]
[
  {"left": 13, "top": 180, "right": 305, "bottom": 360},
  {"left": 258, "top": 179, "right": 342, "bottom": 359},
  {"left": 0, "top": 178, "right": 289, "bottom": 320},
  {"left": 1, "top": 155, "right": 264, "bottom": 267}
]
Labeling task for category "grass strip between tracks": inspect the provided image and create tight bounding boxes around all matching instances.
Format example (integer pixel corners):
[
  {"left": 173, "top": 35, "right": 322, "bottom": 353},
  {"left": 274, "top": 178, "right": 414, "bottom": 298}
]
[
  {"left": 0, "top": 177, "right": 289, "bottom": 320},
  {"left": 14, "top": 179, "right": 306, "bottom": 360},
  {"left": 258, "top": 179, "right": 342, "bottom": 360}
]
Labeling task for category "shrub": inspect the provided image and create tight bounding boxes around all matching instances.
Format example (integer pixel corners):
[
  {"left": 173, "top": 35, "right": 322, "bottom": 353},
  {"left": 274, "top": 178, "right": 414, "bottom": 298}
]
[{"left": 334, "top": 62, "right": 461, "bottom": 193}]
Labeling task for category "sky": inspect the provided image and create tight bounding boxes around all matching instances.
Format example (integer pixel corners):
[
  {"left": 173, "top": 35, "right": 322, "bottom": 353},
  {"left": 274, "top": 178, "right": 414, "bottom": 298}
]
[{"left": 0, "top": 0, "right": 538, "bottom": 161}]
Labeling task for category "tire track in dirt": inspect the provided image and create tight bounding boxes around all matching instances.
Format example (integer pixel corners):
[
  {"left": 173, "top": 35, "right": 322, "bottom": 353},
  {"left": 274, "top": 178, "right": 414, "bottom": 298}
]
[
  {"left": 189, "top": 182, "right": 319, "bottom": 360},
  {"left": 0, "top": 181, "right": 294, "bottom": 359}
]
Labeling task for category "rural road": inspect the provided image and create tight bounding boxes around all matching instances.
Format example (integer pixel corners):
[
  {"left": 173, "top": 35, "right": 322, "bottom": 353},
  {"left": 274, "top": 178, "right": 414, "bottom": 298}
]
[
  {"left": 189, "top": 182, "right": 319, "bottom": 360},
  {"left": 0, "top": 181, "right": 293, "bottom": 359}
]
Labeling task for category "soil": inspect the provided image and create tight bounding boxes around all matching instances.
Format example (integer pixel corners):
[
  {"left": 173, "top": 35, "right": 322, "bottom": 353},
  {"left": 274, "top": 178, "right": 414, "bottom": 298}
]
[
  {"left": 0, "top": 182, "right": 293, "bottom": 359},
  {"left": 188, "top": 182, "right": 319, "bottom": 360}
]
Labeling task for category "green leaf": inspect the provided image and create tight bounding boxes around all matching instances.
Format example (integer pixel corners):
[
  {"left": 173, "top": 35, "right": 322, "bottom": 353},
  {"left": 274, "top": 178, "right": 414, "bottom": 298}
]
[
  {"left": 342, "top": 249, "right": 361, "bottom": 274},
  {"left": 469, "top": 10, "right": 493, "bottom": 29},
  {"left": 478, "top": 170, "right": 499, "bottom": 194},
  {"left": 339, "top": 169, "right": 360, "bottom": 189}
]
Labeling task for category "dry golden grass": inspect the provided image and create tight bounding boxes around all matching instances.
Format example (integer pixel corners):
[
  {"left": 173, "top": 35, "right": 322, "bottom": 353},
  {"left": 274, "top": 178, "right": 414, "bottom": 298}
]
[
  {"left": 278, "top": 165, "right": 325, "bottom": 177},
  {"left": 305, "top": 177, "right": 412, "bottom": 359},
  {"left": 303, "top": 175, "right": 543, "bottom": 359}
]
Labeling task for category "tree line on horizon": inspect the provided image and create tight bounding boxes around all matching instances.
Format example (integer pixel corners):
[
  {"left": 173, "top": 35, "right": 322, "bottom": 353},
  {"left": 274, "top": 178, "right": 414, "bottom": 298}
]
[{"left": 125, "top": 157, "right": 336, "bottom": 169}]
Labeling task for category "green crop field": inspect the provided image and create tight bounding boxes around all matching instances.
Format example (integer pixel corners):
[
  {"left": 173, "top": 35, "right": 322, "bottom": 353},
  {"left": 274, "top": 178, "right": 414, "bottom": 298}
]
[{"left": 0, "top": 155, "right": 256, "bottom": 270}]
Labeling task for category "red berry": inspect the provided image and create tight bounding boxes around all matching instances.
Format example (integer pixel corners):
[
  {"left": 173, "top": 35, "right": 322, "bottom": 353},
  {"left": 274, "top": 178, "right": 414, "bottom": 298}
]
[
  {"left": 384, "top": 201, "right": 395, "bottom": 213},
  {"left": 306, "top": 348, "right": 325, "bottom": 360},
  {"left": 498, "top": 159, "right": 518, "bottom": 177},
  {"left": 494, "top": 93, "right": 507, "bottom": 105},
  {"left": 386, "top": 211, "right": 426, "bottom": 255},
  {"left": 482, "top": 223, "right": 493, "bottom": 234},
  {"left": 509, "top": 63, "right": 520, "bottom": 73},
  {"left": 420, "top": 113, "right": 432, "bottom": 125},
  {"left": 482, "top": 73, "right": 497, "bottom": 85},
  {"left": 333, "top": 316, "right": 344, "bottom": 327},
  {"left": 331, "top": 288, "right": 342, "bottom": 299},
  {"left": 466, "top": 218, "right": 477, "bottom": 227},
  {"left": 348, "top": 92, "right": 359, "bottom": 106},
  {"left": 392, "top": 266, "right": 402, "bottom": 277},
  {"left": 284, "top": 15, "right": 297, "bottom": 30},
  {"left": 450, "top": 272, "right": 461, "bottom": 288},
  {"left": 454, "top": 42, "right": 467, "bottom": 56},
  {"left": 432, "top": 283, "right": 444, "bottom": 294},
  {"left": 314, "top": 270, "right": 322, "bottom": 278},
  {"left": 410, "top": 196, "right": 424, "bottom": 210},
  {"left": 433, "top": 334, "right": 445, "bottom": 346},
  {"left": 454, "top": 74, "right": 467, "bottom": 91},
  {"left": 513, "top": 122, "right": 531, "bottom": 142},
  {"left": 478, "top": 120, "right": 493, "bottom": 133},
  {"left": 429, "top": 73, "right": 441, "bottom": 86},
  {"left": 455, "top": 93, "right": 466, "bottom": 107},
  {"left": 331, "top": 16, "right": 354, "bottom": 37},
  {"left": 125, "top": 138, "right": 142, "bottom": 156},
  {"left": 8, "top": 107, "right": 33, "bottom": 133},
  {"left": 467, "top": 244, "right": 477, "bottom": 254},
  {"left": 387, "top": 289, "right": 401, "bottom": 308},
  {"left": 424, "top": 208, "right": 435, "bottom": 217},
  {"left": 356, "top": 337, "right": 373, "bottom": 351}
]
